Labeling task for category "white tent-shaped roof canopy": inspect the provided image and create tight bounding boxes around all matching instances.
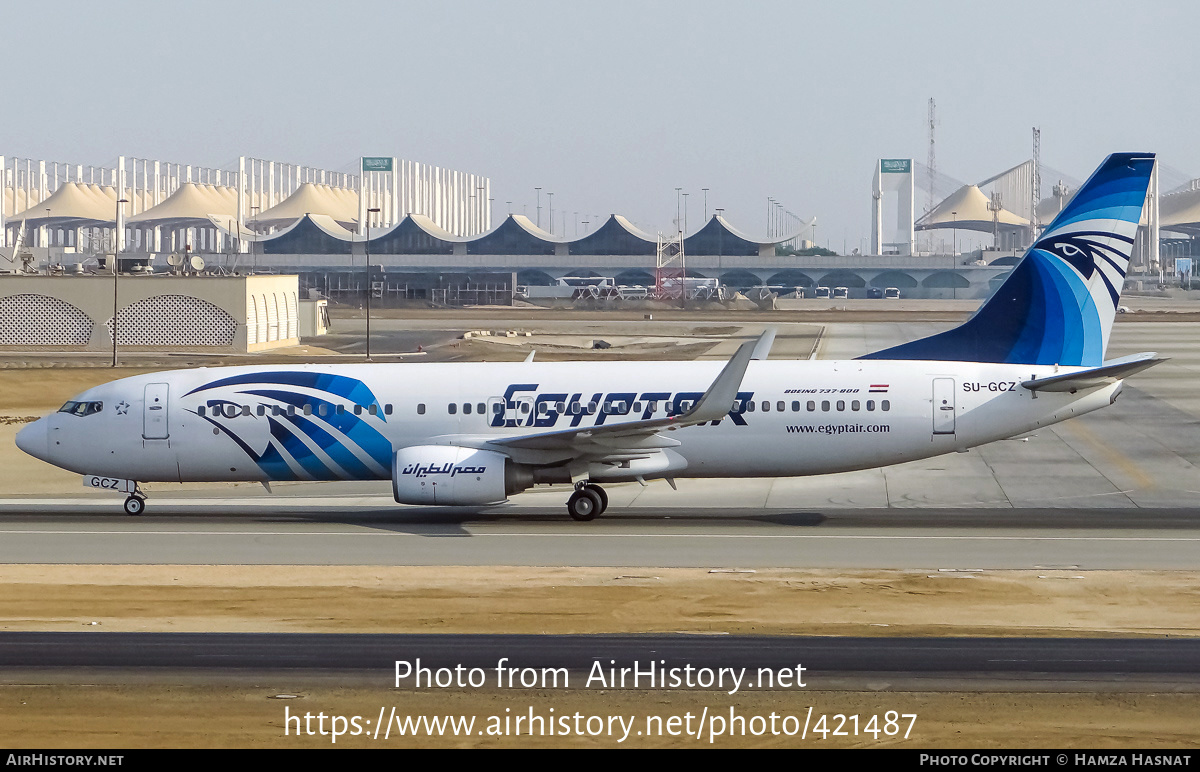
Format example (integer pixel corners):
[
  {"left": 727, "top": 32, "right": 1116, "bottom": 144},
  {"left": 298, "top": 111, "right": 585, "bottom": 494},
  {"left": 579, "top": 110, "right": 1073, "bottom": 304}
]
[
  {"left": 915, "top": 184, "right": 1029, "bottom": 232},
  {"left": 127, "top": 183, "right": 238, "bottom": 227},
  {"left": 251, "top": 183, "right": 358, "bottom": 231},
  {"left": 9, "top": 181, "right": 119, "bottom": 226}
]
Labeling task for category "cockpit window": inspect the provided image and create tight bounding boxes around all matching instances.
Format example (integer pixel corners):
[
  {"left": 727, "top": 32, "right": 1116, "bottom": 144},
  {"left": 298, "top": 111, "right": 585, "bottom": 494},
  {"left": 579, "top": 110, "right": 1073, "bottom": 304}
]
[{"left": 58, "top": 401, "right": 103, "bottom": 417}]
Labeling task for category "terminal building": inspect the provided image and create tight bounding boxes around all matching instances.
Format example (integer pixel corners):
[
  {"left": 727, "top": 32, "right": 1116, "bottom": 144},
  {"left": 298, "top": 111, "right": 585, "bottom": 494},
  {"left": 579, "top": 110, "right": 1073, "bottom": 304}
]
[{"left": 3, "top": 150, "right": 1197, "bottom": 315}]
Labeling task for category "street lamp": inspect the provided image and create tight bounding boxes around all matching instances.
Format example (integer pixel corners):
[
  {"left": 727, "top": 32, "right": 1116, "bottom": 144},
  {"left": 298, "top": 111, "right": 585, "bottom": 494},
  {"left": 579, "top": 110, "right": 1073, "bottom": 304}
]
[
  {"left": 702, "top": 188, "right": 709, "bottom": 221},
  {"left": 535, "top": 188, "right": 542, "bottom": 228},
  {"left": 365, "top": 207, "right": 381, "bottom": 360},
  {"left": 547, "top": 192, "right": 554, "bottom": 235},
  {"left": 950, "top": 211, "right": 958, "bottom": 300},
  {"left": 249, "top": 205, "right": 260, "bottom": 272},
  {"left": 112, "top": 198, "right": 129, "bottom": 368}
]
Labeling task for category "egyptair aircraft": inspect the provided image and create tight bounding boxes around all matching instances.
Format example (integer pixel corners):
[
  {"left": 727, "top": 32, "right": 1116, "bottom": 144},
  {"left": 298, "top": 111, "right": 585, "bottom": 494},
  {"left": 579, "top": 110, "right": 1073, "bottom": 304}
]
[{"left": 17, "top": 153, "right": 1162, "bottom": 520}]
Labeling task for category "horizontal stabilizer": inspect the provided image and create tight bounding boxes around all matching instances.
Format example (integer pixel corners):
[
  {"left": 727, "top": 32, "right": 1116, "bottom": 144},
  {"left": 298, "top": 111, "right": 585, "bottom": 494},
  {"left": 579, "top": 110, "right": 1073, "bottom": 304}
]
[{"left": 1021, "top": 352, "right": 1166, "bottom": 392}]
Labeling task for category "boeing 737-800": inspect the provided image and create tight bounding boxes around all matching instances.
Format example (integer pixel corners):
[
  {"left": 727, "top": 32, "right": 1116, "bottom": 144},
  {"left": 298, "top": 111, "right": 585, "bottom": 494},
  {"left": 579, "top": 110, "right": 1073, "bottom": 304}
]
[{"left": 17, "top": 153, "right": 1162, "bottom": 520}]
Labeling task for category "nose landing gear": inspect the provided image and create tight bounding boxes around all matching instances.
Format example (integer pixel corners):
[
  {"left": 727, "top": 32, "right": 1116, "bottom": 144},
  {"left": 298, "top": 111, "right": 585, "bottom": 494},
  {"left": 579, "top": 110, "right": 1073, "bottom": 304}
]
[
  {"left": 566, "top": 481, "right": 608, "bottom": 521},
  {"left": 123, "top": 484, "right": 146, "bottom": 516}
]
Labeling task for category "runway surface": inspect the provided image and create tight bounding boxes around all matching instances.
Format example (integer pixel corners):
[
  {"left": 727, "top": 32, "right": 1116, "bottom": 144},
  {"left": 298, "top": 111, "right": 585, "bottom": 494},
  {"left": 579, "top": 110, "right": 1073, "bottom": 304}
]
[
  {"left": 3, "top": 632, "right": 1198, "bottom": 686},
  {"left": 0, "top": 506, "right": 1197, "bottom": 568}
]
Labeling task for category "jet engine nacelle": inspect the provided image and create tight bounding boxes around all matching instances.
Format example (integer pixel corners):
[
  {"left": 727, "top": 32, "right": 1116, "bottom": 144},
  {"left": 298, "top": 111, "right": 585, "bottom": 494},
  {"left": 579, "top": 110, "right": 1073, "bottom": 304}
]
[{"left": 392, "top": 445, "right": 515, "bottom": 506}]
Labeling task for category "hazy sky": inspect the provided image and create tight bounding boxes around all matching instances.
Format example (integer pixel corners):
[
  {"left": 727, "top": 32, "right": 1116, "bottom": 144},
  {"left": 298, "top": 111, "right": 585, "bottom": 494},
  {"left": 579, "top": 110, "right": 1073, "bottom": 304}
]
[{"left": 7, "top": 1, "right": 1197, "bottom": 250}]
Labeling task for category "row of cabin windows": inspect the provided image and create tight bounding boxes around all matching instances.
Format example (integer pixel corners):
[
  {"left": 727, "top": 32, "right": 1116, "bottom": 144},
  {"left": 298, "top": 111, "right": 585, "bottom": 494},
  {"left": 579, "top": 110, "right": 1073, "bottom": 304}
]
[
  {"left": 431, "top": 398, "right": 892, "bottom": 416},
  {"left": 199, "top": 398, "right": 892, "bottom": 419},
  {"left": 198, "top": 403, "right": 393, "bottom": 418}
]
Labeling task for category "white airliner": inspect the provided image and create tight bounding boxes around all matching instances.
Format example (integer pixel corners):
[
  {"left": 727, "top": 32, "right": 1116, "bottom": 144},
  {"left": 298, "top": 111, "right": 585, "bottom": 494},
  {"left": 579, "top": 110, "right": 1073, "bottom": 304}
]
[{"left": 17, "top": 153, "right": 1163, "bottom": 520}]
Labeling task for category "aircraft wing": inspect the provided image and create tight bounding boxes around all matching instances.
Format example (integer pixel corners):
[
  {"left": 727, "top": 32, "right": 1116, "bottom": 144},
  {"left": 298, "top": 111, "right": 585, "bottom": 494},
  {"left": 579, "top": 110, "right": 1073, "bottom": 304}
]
[
  {"left": 486, "top": 333, "right": 760, "bottom": 453},
  {"left": 1021, "top": 352, "right": 1167, "bottom": 393}
]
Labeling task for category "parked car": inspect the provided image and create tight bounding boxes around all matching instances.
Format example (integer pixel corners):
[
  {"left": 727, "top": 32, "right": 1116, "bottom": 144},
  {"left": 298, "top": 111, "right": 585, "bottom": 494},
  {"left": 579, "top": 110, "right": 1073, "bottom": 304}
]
[
  {"left": 832, "top": 286, "right": 849, "bottom": 299},
  {"left": 867, "top": 287, "right": 883, "bottom": 299},
  {"left": 884, "top": 287, "right": 901, "bottom": 299}
]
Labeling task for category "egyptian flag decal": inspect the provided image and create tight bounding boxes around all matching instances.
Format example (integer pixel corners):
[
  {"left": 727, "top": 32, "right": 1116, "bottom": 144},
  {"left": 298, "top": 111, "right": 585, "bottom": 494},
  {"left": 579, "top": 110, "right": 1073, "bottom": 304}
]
[{"left": 869, "top": 384, "right": 889, "bottom": 393}]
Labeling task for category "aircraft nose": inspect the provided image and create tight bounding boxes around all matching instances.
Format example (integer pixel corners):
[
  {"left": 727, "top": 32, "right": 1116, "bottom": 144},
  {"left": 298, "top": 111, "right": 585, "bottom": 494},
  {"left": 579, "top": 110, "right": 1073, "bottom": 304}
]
[{"left": 15, "top": 418, "right": 48, "bottom": 461}]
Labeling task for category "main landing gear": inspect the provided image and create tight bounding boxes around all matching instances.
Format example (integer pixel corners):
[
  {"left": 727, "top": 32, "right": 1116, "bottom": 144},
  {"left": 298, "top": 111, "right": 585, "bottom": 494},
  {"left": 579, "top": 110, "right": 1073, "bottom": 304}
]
[
  {"left": 566, "top": 481, "right": 608, "bottom": 521},
  {"left": 123, "top": 485, "right": 146, "bottom": 516}
]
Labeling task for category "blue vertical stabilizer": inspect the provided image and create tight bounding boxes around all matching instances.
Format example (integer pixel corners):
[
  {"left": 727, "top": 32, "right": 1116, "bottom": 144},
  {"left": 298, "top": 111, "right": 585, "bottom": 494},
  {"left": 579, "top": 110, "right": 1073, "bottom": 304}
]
[{"left": 859, "top": 152, "right": 1155, "bottom": 366}]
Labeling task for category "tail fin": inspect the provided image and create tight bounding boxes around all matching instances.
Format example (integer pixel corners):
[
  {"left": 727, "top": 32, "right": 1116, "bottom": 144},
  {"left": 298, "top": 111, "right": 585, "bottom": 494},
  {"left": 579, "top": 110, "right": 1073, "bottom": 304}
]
[{"left": 860, "top": 152, "right": 1155, "bottom": 366}]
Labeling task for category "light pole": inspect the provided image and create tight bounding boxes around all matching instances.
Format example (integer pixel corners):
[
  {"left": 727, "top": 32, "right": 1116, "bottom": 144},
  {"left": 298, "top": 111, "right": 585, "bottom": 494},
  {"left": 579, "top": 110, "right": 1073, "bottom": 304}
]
[
  {"left": 249, "top": 205, "right": 260, "bottom": 272},
  {"left": 535, "top": 188, "right": 542, "bottom": 228},
  {"left": 112, "top": 198, "right": 128, "bottom": 368},
  {"left": 951, "top": 211, "right": 958, "bottom": 300},
  {"left": 675, "top": 188, "right": 682, "bottom": 234},
  {"left": 365, "top": 207, "right": 380, "bottom": 360},
  {"left": 682, "top": 193, "right": 689, "bottom": 235},
  {"left": 547, "top": 192, "right": 554, "bottom": 235},
  {"left": 702, "top": 188, "right": 709, "bottom": 221}
]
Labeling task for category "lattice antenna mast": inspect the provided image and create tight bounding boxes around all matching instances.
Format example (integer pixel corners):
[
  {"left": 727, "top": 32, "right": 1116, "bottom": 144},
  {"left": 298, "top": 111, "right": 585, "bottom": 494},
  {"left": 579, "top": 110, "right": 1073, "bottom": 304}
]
[
  {"left": 655, "top": 232, "right": 686, "bottom": 307},
  {"left": 1031, "top": 126, "right": 1042, "bottom": 242},
  {"left": 925, "top": 98, "right": 938, "bottom": 253},
  {"left": 988, "top": 192, "right": 1003, "bottom": 249},
  {"left": 926, "top": 98, "right": 937, "bottom": 217}
]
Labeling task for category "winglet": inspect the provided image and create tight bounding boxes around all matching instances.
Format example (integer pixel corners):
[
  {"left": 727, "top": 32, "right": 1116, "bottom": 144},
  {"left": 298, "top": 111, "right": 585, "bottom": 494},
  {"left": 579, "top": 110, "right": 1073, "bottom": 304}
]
[
  {"left": 682, "top": 335, "right": 759, "bottom": 423},
  {"left": 751, "top": 327, "right": 776, "bottom": 360}
]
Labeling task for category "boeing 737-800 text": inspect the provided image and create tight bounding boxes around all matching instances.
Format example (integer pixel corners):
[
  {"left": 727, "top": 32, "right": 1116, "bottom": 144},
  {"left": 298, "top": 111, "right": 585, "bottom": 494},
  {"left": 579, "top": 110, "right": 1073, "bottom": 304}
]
[{"left": 17, "top": 153, "right": 1162, "bottom": 519}]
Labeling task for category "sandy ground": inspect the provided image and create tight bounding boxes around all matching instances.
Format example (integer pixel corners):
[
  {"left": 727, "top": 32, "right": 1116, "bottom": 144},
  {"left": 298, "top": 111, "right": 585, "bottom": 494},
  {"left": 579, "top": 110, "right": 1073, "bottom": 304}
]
[
  {"left": 1, "top": 565, "right": 1198, "bottom": 639},
  {"left": 3, "top": 685, "right": 1197, "bottom": 748}
]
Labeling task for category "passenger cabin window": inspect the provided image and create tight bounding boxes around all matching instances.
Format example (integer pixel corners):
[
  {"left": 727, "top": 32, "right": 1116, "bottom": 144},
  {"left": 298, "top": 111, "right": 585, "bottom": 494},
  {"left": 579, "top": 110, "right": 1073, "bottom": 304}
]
[
  {"left": 197, "top": 405, "right": 206, "bottom": 417},
  {"left": 303, "top": 405, "right": 312, "bottom": 416},
  {"left": 368, "top": 404, "right": 378, "bottom": 416},
  {"left": 354, "top": 405, "right": 363, "bottom": 415},
  {"left": 882, "top": 400, "right": 891, "bottom": 411},
  {"left": 477, "top": 402, "right": 485, "bottom": 414},
  {"left": 867, "top": 400, "right": 875, "bottom": 411},
  {"left": 417, "top": 404, "right": 426, "bottom": 415},
  {"left": 777, "top": 401, "right": 785, "bottom": 412},
  {"left": 821, "top": 401, "right": 830, "bottom": 411},
  {"left": 836, "top": 400, "right": 845, "bottom": 411},
  {"left": 384, "top": 404, "right": 393, "bottom": 416},
  {"left": 257, "top": 405, "right": 266, "bottom": 416},
  {"left": 807, "top": 401, "right": 816, "bottom": 411},
  {"left": 243, "top": 405, "right": 252, "bottom": 416},
  {"left": 448, "top": 403, "right": 457, "bottom": 415},
  {"left": 791, "top": 401, "right": 800, "bottom": 412}
]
